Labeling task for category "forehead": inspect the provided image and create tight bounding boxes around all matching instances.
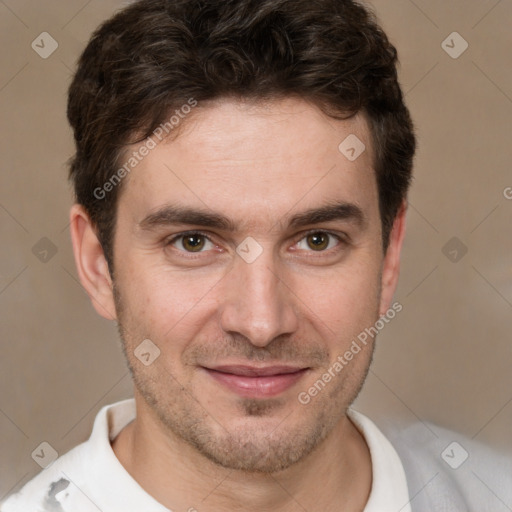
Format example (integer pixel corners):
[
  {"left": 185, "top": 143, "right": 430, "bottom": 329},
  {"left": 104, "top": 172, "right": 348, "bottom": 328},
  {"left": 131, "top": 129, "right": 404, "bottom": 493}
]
[{"left": 118, "top": 98, "right": 378, "bottom": 231}]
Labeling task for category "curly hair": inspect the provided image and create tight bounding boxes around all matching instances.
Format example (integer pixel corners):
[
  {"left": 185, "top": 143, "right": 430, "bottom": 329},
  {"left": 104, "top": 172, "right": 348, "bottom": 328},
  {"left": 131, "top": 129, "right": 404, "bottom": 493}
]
[{"left": 67, "top": 0, "right": 416, "bottom": 269}]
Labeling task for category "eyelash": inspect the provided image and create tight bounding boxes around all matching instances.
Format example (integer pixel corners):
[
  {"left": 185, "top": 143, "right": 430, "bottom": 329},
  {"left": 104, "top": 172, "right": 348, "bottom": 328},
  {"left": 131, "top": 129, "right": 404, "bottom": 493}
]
[{"left": 165, "top": 230, "right": 347, "bottom": 258}]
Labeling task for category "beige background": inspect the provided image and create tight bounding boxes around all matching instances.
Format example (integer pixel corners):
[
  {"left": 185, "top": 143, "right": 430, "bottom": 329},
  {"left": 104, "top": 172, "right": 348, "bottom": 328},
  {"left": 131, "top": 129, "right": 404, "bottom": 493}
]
[{"left": 1, "top": 0, "right": 511, "bottom": 500}]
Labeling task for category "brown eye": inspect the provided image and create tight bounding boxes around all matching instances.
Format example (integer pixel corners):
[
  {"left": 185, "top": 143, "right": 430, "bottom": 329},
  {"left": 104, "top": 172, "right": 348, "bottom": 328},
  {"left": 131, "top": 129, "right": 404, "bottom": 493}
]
[
  {"left": 168, "top": 232, "right": 215, "bottom": 253},
  {"left": 294, "top": 231, "right": 342, "bottom": 254},
  {"left": 181, "top": 234, "right": 206, "bottom": 252},
  {"left": 306, "top": 232, "right": 330, "bottom": 251}
]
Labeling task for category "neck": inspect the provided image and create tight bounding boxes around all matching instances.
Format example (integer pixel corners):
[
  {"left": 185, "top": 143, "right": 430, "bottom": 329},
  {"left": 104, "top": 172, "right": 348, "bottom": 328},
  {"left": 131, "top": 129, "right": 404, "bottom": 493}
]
[{"left": 112, "top": 397, "right": 372, "bottom": 512}]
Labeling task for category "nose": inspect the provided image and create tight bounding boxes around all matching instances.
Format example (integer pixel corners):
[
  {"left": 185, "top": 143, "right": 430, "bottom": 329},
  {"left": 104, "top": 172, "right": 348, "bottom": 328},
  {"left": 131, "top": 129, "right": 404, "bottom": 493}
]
[{"left": 219, "top": 247, "right": 299, "bottom": 348}]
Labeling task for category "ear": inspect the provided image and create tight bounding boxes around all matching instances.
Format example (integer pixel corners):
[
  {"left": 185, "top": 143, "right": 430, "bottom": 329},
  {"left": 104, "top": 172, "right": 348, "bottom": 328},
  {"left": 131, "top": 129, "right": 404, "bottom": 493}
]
[
  {"left": 379, "top": 200, "right": 407, "bottom": 316},
  {"left": 69, "top": 204, "right": 117, "bottom": 321}
]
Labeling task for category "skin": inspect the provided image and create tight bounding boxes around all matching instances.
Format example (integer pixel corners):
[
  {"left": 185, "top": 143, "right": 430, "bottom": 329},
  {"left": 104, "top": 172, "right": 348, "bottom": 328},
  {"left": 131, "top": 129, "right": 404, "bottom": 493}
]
[{"left": 70, "top": 97, "right": 407, "bottom": 512}]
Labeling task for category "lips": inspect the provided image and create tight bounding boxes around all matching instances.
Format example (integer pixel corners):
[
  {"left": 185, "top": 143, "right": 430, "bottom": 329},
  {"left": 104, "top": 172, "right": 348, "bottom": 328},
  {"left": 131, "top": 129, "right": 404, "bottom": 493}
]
[
  {"left": 202, "top": 364, "right": 309, "bottom": 398},
  {"left": 209, "top": 365, "right": 305, "bottom": 376}
]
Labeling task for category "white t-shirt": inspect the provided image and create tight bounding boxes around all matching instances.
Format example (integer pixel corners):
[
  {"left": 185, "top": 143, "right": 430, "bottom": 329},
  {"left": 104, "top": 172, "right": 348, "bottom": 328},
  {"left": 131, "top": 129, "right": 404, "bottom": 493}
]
[{"left": 0, "top": 398, "right": 411, "bottom": 512}]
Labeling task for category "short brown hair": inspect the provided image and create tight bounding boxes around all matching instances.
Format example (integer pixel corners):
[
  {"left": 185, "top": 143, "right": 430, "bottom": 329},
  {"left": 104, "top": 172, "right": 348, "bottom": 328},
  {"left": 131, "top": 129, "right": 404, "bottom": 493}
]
[{"left": 67, "top": 0, "right": 416, "bottom": 269}]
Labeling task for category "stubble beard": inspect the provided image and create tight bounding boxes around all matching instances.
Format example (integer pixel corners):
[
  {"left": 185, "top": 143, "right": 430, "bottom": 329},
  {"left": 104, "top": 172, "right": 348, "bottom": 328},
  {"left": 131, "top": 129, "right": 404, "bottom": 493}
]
[{"left": 112, "top": 282, "right": 374, "bottom": 474}]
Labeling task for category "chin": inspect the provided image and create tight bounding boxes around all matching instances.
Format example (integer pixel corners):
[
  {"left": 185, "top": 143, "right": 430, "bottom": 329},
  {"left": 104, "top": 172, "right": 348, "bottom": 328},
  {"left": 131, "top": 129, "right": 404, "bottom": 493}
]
[{"left": 182, "top": 407, "right": 334, "bottom": 474}]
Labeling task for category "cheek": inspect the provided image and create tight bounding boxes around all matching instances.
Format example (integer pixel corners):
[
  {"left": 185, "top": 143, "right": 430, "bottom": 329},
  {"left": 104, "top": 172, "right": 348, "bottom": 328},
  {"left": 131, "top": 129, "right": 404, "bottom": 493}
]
[
  {"left": 116, "top": 258, "right": 221, "bottom": 340},
  {"left": 292, "top": 260, "right": 382, "bottom": 337}
]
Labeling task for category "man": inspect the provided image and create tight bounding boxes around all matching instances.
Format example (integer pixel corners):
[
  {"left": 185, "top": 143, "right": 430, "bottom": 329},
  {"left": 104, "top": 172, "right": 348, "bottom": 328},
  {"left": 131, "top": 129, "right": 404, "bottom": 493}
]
[{"left": 2, "top": 0, "right": 510, "bottom": 511}]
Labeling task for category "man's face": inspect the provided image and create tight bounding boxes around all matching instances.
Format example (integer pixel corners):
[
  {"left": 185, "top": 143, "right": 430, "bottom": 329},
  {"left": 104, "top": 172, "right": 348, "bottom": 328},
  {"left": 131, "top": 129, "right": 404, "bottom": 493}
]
[{"left": 110, "top": 98, "right": 390, "bottom": 473}]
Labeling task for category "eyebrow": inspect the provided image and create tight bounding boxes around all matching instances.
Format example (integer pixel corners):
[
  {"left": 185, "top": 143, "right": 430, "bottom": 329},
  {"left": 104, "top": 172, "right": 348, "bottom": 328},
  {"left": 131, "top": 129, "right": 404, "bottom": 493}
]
[{"left": 138, "top": 200, "right": 366, "bottom": 233}]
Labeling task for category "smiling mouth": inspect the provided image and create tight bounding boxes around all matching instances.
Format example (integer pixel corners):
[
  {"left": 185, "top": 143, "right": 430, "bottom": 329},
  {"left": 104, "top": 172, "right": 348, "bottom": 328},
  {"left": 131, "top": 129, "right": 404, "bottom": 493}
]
[{"left": 202, "top": 365, "right": 310, "bottom": 398}]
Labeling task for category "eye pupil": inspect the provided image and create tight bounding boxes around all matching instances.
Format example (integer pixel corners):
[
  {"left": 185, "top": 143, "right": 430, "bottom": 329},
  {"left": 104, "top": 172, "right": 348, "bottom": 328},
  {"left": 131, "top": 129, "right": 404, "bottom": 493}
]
[
  {"left": 183, "top": 234, "right": 205, "bottom": 252},
  {"left": 307, "top": 233, "right": 329, "bottom": 251}
]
